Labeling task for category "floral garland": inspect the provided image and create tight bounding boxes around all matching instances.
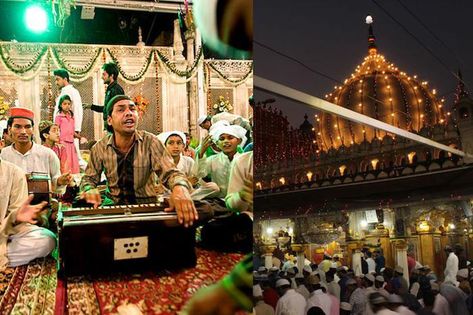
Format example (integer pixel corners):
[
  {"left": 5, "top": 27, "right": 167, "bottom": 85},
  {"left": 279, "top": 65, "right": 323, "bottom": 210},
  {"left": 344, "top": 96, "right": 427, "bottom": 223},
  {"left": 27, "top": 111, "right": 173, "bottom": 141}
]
[
  {"left": 213, "top": 95, "right": 233, "bottom": 113},
  {"left": 51, "top": 46, "right": 102, "bottom": 76},
  {"left": 155, "top": 46, "right": 203, "bottom": 78},
  {"left": 0, "top": 45, "right": 48, "bottom": 74},
  {"left": 0, "top": 43, "right": 246, "bottom": 84},
  {"left": 133, "top": 95, "right": 150, "bottom": 118},
  {"left": 107, "top": 48, "right": 154, "bottom": 82},
  {"left": 207, "top": 62, "right": 253, "bottom": 86},
  {"left": 0, "top": 96, "right": 10, "bottom": 120}
]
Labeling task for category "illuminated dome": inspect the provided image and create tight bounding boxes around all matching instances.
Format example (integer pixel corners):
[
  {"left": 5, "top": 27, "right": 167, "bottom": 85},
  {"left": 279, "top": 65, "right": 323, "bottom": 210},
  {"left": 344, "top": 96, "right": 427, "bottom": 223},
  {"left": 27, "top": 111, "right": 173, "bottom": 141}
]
[{"left": 316, "top": 24, "right": 447, "bottom": 150}]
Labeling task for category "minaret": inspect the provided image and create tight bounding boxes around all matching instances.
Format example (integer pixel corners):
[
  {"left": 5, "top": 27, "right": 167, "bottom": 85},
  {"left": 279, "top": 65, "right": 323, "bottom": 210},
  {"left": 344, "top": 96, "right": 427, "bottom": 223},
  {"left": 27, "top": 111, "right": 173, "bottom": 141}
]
[
  {"left": 366, "top": 15, "right": 377, "bottom": 55},
  {"left": 453, "top": 70, "right": 473, "bottom": 162}
]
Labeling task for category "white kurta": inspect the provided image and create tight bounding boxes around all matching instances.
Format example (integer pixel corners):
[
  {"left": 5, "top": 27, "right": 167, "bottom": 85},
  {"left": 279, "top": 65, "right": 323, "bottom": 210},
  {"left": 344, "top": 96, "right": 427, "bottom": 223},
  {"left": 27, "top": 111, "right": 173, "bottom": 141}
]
[
  {"left": 177, "top": 155, "right": 195, "bottom": 177},
  {"left": 194, "top": 151, "right": 240, "bottom": 198},
  {"left": 306, "top": 289, "right": 333, "bottom": 315},
  {"left": 444, "top": 252, "right": 459, "bottom": 285},
  {"left": 0, "top": 159, "right": 55, "bottom": 270},
  {"left": 275, "top": 289, "right": 306, "bottom": 315},
  {"left": 225, "top": 151, "right": 253, "bottom": 213},
  {"left": 0, "top": 143, "right": 64, "bottom": 193}
]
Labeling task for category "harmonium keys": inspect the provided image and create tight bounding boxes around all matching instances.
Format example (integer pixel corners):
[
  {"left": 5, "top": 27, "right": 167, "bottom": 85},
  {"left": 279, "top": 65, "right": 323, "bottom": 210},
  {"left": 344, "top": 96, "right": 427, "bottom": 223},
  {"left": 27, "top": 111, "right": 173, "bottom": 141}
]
[{"left": 60, "top": 203, "right": 184, "bottom": 227}]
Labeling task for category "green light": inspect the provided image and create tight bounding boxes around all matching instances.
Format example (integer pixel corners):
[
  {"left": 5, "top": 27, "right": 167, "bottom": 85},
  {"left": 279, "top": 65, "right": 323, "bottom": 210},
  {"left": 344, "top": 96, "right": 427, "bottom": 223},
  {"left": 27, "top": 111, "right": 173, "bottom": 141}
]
[{"left": 25, "top": 5, "right": 48, "bottom": 33}]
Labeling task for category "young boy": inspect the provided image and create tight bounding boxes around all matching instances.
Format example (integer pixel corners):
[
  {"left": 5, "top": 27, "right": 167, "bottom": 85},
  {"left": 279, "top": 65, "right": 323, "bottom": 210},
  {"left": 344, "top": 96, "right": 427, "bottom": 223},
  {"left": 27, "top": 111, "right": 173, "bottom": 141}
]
[
  {"left": 194, "top": 124, "right": 247, "bottom": 199},
  {"left": 158, "top": 131, "right": 218, "bottom": 200},
  {"left": 196, "top": 124, "right": 252, "bottom": 252},
  {"left": 39, "top": 120, "right": 68, "bottom": 174}
]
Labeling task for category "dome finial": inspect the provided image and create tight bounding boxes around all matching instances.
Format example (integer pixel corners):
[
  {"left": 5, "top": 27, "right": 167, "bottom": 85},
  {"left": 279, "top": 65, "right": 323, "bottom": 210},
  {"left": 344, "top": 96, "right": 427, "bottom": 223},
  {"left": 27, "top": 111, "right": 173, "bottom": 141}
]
[
  {"left": 455, "top": 69, "right": 469, "bottom": 103},
  {"left": 366, "top": 15, "right": 377, "bottom": 55}
]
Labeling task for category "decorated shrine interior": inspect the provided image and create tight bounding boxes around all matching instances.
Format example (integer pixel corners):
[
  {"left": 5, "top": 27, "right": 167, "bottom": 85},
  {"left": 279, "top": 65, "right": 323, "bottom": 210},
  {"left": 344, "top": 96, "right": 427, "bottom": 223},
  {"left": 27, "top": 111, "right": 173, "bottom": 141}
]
[{"left": 0, "top": 1, "right": 253, "bottom": 314}]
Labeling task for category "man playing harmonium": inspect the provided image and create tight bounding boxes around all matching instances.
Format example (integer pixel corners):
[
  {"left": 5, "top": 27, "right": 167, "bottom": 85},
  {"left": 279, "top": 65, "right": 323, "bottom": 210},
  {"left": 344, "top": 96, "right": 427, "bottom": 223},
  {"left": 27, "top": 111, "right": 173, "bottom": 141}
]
[{"left": 79, "top": 95, "right": 198, "bottom": 227}]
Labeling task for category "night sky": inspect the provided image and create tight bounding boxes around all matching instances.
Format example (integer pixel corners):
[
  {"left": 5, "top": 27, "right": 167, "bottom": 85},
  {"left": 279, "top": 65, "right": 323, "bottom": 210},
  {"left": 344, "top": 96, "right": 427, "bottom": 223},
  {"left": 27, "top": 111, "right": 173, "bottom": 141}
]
[{"left": 254, "top": 0, "right": 473, "bottom": 128}]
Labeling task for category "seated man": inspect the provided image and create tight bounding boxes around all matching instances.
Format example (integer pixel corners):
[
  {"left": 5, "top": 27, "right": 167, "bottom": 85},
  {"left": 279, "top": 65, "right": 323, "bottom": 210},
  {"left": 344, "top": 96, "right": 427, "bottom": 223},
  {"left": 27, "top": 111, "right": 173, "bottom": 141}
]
[
  {"left": 157, "top": 130, "right": 219, "bottom": 200},
  {"left": 0, "top": 158, "right": 56, "bottom": 269},
  {"left": 0, "top": 107, "right": 71, "bottom": 193},
  {"left": 79, "top": 95, "right": 197, "bottom": 227}
]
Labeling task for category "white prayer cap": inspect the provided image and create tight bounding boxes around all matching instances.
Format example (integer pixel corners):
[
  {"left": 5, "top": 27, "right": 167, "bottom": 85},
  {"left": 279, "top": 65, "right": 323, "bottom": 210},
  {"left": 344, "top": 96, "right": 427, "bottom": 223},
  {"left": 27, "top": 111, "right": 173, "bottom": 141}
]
[
  {"left": 365, "top": 274, "right": 375, "bottom": 282},
  {"left": 157, "top": 131, "right": 186, "bottom": 145},
  {"left": 468, "top": 261, "right": 471, "bottom": 266},
  {"left": 253, "top": 285, "right": 263, "bottom": 297},
  {"left": 257, "top": 266, "right": 267, "bottom": 272},
  {"left": 209, "top": 120, "right": 230, "bottom": 134},
  {"left": 275, "top": 279, "right": 290, "bottom": 287},
  {"left": 211, "top": 124, "right": 247, "bottom": 147},
  {"left": 380, "top": 267, "right": 385, "bottom": 273},
  {"left": 310, "top": 271, "right": 319, "bottom": 276},
  {"left": 340, "top": 302, "right": 352, "bottom": 311},
  {"left": 269, "top": 266, "right": 279, "bottom": 272},
  {"left": 375, "top": 275, "right": 384, "bottom": 282},
  {"left": 331, "top": 262, "right": 338, "bottom": 268},
  {"left": 197, "top": 114, "right": 210, "bottom": 125},
  {"left": 457, "top": 268, "right": 469, "bottom": 279},
  {"left": 303, "top": 265, "right": 312, "bottom": 273}
]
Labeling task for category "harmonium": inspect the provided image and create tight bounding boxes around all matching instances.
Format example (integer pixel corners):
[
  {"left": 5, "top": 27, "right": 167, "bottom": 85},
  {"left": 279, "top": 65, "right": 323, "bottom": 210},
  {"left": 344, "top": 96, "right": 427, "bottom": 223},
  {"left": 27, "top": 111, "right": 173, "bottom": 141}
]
[{"left": 58, "top": 198, "right": 214, "bottom": 277}]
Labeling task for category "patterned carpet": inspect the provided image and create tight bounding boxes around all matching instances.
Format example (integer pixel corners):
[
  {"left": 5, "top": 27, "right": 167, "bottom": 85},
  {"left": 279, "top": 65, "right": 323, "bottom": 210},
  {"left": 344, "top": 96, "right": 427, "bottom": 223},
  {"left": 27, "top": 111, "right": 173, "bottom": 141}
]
[{"left": 0, "top": 250, "right": 244, "bottom": 315}]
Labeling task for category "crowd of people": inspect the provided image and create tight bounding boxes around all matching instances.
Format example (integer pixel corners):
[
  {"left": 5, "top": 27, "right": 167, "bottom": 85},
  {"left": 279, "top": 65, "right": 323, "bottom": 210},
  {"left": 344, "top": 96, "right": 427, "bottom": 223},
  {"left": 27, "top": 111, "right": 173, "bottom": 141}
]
[
  {"left": 253, "top": 246, "right": 473, "bottom": 315},
  {"left": 0, "top": 63, "right": 254, "bottom": 271}
]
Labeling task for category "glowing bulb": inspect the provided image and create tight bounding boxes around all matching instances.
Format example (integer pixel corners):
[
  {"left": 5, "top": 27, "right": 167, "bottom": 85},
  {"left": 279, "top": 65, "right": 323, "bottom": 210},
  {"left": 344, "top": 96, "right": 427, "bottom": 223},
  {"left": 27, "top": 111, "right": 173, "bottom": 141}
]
[
  {"left": 267, "top": 227, "right": 273, "bottom": 235},
  {"left": 449, "top": 223, "right": 455, "bottom": 229}
]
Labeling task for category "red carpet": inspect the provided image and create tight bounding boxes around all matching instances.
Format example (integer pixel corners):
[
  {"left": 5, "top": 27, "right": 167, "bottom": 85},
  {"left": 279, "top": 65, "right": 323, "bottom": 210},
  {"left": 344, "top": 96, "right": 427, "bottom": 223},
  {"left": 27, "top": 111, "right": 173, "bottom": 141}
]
[{"left": 0, "top": 250, "right": 245, "bottom": 314}]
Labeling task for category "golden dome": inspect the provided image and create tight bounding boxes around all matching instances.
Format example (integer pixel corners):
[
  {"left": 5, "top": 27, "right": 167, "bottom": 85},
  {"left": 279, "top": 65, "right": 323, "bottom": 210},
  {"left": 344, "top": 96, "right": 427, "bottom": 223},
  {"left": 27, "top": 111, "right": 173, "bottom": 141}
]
[{"left": 316, "top": 32, "right": 446, "bottom": 150}]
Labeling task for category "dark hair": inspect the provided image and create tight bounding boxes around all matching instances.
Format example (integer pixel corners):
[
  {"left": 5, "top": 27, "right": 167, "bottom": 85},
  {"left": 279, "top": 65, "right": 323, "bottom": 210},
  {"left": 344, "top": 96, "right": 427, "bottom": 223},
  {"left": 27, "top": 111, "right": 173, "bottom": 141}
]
[
  {"left": 39, "top": 125, "right": 52, "bottom": 142},
  {"left": 58, "top": 94, "right": 73, "bottom": 116},
  {"left": 7, "top": 116, "right": 34, "bottom": 128},
  {"left": 307, "top": 307, "right": 325, "bottom": 315},
  {"left": 102, "top": 62, "right": 119, "bottom": 80},
  {"left": 53, "top": 69, "right": 70, "bottom": 82},
  {"left": 105, "top": 95, "right": 133, "bottom": 132}
]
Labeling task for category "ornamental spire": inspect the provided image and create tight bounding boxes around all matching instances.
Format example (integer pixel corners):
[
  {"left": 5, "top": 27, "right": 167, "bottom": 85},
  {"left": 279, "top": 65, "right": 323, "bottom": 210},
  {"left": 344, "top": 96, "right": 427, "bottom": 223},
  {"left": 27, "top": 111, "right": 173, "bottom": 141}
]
[
  {"left": 455, "top": 69, "right": 469, "bottom": 103},
  {"left": 366, "top": 15, "right": 377, "bottom": 55}
]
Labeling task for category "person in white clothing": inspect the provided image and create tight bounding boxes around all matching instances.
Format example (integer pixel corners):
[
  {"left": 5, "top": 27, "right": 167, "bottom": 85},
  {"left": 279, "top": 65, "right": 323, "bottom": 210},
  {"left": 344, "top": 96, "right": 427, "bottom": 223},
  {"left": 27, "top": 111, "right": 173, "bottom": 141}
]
[
  {"left": 444, "top": 245, "right": 459, "bottom": 285},
  {"left": 253, "top": 284, "right": 274, "bottom": 315},
  {"left": 0, "top": 159, "right": 56, "bottom": 269},
  {"left": 53, "top": 69, "right": 85, "bottom": 168},
  {"left": 429, "top": 282, "right": 452, "bottom": 315},
  {"left": 306, "top": 275, "right": 333, "bottom": 315},
  {"left": 294, "top": 275, "right": 310, "bottom": 300},
  {"left": 157, "top": 130, "right": 218, "bottom": 200},
  {"left": 225, "top": 151, "right": 253, "bottom": 213},
  {"left": 366, "top": 251, "right": 376, "bottom": 274},
  {"left": 0, "top": 107, "right": 71, "bottom": 192},
  {"left": 274, "top": 278, "right": 306, "bottom": 315},
  {"left": 194, "top": 124, "right": 247, "bottom": 199}
]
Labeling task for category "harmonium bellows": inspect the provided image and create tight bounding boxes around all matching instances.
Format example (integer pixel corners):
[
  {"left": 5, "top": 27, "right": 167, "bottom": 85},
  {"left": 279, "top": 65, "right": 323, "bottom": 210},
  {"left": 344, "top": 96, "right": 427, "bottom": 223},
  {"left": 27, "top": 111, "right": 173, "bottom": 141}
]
[{"left": 58, "top": 201, "right": 213, "bottom": 277}]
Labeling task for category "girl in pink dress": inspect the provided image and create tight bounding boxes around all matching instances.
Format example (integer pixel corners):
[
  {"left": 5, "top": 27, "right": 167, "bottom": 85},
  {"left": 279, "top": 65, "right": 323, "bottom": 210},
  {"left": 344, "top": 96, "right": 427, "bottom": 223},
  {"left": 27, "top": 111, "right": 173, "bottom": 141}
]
[{"left": 55, "top": 95, "right": 80, "bottom": 174}]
